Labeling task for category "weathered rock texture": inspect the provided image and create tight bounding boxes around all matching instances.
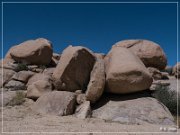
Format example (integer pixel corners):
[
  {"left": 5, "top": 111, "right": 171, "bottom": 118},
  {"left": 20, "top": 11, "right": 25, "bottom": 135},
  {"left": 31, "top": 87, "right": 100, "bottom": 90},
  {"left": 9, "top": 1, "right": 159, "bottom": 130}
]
[
  {"left": 86, "top": 54, "right": 105, "bottom": 103},
  {"left": 105, "top": 47, "right": 152, "bottom": 94},
  {"left": 32, "top": 91, "right": 76, "bottom": 116},
  {"left": 52, "top": 46, "right": 96, "bottom": 92},
  {"left": 7, "top": 38, "right": 53, "bottom": 65},
  {"left": 92, "top": 94, "right": 175, "bottom": 125},
  {"left": 114, "top": 40, "right": 167, "bottom": 70}
]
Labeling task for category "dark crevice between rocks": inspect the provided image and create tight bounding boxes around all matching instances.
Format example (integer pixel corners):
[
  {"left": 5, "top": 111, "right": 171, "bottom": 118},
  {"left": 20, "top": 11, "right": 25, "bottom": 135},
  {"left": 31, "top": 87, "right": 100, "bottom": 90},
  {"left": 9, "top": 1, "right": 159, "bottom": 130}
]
[{"left": 92, "top": 90, "right": 152, "bottom": 110}]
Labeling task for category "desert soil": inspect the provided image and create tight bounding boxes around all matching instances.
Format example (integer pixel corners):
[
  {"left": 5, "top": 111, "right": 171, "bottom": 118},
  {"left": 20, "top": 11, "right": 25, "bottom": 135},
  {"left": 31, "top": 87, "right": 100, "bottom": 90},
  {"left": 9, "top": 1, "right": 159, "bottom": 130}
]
[{"left": 0, "top": 101, "right": 179, "bottom": 135}]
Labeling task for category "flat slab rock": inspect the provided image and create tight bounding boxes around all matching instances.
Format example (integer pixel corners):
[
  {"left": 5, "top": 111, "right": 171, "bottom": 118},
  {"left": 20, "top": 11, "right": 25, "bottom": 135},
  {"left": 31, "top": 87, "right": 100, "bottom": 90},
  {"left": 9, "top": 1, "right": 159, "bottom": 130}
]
[
  {"left": 32, "top": 91, "right": 76, "bottom": 116},
  {"left": 92, "top": 94, "right": 175, "bottom": 125}
]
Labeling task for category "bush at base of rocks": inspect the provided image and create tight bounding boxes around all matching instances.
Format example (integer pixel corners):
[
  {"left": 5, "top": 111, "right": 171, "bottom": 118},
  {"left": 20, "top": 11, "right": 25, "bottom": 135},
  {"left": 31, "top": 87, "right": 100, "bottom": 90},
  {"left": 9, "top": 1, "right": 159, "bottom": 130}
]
[
  {"left": 7, "top": 91, "right": 26, "bottom": 106},
  {"left": 152, "top": 85, "right": 179, "bottom": 115}
]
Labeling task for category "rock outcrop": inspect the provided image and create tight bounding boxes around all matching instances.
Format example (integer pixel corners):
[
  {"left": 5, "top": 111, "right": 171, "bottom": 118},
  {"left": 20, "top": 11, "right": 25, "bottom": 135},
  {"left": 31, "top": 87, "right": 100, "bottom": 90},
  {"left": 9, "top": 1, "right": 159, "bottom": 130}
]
[
  {"left": 1, "top": 38, "right": 176, "bottom": 128},
  {"left": 52, "top": 46, "right": 96, "bottom": 92},
  {"left": 114, "top": 40, "right": 167, "bottom": 70},
  {"left": 105, "top": 47, "right": 152, "bottom": 94}
]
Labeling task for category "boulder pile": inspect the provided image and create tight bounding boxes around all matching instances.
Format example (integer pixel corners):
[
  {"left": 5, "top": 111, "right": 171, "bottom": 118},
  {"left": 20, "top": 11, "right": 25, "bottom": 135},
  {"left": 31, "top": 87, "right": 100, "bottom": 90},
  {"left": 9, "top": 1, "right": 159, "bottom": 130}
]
[{"left": 1, "top": 38, "right": 178, "bottom": 126}]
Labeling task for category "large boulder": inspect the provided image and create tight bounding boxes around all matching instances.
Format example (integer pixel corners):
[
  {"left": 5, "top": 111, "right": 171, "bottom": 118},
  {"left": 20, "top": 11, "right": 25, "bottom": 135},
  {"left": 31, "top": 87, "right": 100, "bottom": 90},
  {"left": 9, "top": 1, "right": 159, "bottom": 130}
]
[
  {"left": 114, "top": 40, "right": 167, "bottom": 70},
  {"left": 172, "top": 62, "right": 180, "bottom": 78},
  {"left": 32, "top": 91, "right": 76, "bottom": 116},
  {"left": 52, "top": 46, "right": 96, "bottom": 92},
  {"left": 105, "top": 47, "right": 152, "bottom": 94},
  {"left": 92, "top": 93, "right": 175, "bottom": 125},
  {"left": 0, "top": 69, "right": 15, "bottom": 87},
  {"left": 26, "top": 80, "right": 52, "bottom": 100},
  {"left": 85, "top": 54, "right": 105, "bottom": 103},
  {"left": 12, "top": 71, "right": 34, "bottom": 83},
  {"left": 7, "top": 38, "right": 53, "bottom": 65}
]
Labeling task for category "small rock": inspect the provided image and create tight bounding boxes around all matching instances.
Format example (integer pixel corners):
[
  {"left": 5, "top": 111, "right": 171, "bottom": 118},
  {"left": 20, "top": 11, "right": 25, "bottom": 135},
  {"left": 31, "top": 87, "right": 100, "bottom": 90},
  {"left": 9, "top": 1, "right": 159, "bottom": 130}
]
[
  {"left": 12, "top": 71, "right": 34, "bottom": 83},
  {"left": 75, "top": 101, "right": 91, "bottom": 119},
  {"left": 147, "top": 67, "right": 162, "bottom": 80},
  {"left": 76, "top": 94, "right": 87, "bottom": 105},
  {"left": 4, "top": 80, "right": 26, "bottom": 91},
  {"left": 75, "top": 90, "right": 83, "bottom": 95},
  {"left": 43, "top": 68, "right": 55, "bottom": 75}
]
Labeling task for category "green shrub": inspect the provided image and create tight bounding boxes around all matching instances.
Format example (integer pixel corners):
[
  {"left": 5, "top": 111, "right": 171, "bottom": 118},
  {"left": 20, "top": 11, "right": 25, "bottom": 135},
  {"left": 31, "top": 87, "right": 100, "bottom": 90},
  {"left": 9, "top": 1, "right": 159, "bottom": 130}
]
[
  {"left": 152, "top": 85, "right": 179, "bottom": 115},
  {"left": 17, "top": 63, "right": 28, "bottom": 71},
  {"left": 8, "top": 91, "right": 25, "bottom": 106}
]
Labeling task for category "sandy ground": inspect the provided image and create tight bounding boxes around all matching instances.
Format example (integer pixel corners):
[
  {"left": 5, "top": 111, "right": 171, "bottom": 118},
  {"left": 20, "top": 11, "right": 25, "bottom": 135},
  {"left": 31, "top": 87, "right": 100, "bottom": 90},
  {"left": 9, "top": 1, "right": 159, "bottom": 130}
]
[{"left": 0, "top": 102, "right": 179, "bottom": 135}]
